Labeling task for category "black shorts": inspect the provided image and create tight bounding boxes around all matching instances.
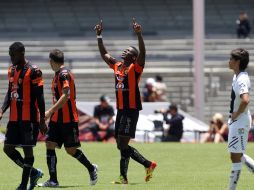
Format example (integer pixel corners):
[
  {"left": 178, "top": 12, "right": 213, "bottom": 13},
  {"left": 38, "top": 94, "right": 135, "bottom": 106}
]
[
  {"left": 4, "top": 121, "right": 39, "bottom": 147},
  {"left": 115, "top": 109, "right": 139, "bottom": 139},
  {"left": 47, "top": 121, "right": 81, "bottom": 148}
]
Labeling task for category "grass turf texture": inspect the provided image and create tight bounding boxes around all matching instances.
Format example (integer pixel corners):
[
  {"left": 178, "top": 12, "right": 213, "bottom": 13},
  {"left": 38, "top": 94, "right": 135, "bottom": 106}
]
[{"left": 1, "top": 143, "right": 254, "bottom": 190}]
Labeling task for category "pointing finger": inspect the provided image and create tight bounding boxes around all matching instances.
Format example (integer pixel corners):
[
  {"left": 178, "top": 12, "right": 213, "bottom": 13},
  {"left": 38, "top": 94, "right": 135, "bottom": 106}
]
[{"left": 132, "top": 17, "right": 136, "bottom": 24}]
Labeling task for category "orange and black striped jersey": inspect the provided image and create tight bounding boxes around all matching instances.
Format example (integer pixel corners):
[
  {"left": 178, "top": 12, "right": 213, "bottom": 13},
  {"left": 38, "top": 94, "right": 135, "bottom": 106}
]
[
  {"left": 50, "top": 66, "right": 79, "bottom": 123},
  {"left": 7, "top": 63, "right": 44, "bottom": 122},
  {"left": 109, "top": 62, "right": 143, "bottom": 110}
]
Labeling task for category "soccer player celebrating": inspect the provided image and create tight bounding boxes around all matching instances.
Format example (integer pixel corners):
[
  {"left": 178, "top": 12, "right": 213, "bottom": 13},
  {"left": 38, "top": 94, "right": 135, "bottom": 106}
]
[
  {"left": 94, "top": 19, "right": 157, "bottom": 184},
  {"left": 227, "top": 48, "right": 254, "bottom": 190},
  {"left": 0, "top": 42, "right": 47, "bottom": 190},
  {"left": 39, "top": 49, "right": 98, "bottom": 187}
]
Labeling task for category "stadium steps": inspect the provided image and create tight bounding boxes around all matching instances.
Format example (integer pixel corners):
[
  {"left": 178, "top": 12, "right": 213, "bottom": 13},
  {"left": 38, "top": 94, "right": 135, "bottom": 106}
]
[{"left": 1, "top": 38, "right": 254, "bottom": 124}]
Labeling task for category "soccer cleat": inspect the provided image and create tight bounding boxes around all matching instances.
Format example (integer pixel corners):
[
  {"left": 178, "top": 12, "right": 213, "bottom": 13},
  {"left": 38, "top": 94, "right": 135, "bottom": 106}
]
[
  {"left": 89, "top": 164, "right": 98, "bottom": 185},
  {"left": 37, "top": 180, "right": 59, "bottom": 187},
  {"left": 112, "top": 175, "right": 128, "bottom": 184},
  {"left": 145, "top": 161, "right": 157, "bottom": 182},
  {"left": 27, "top": 169, "right": 44, "bottom": 190}
]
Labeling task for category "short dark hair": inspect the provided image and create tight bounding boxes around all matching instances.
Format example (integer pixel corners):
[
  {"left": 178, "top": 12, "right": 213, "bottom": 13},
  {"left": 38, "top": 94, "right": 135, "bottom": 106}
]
[
  {"left": 231, "top": 48, "right": 249, "bottom": 71},
  {"left": 130, "top": 46, "right": 139, "bottom": 57},
  {"left": 9, "top": 42, "right": 25, "bottom": 54},
  {"left": 155, "top": 75, "right": 163, "bottom": 82},
  {"left": 49, "top": 49, "right": 64, "bottom": 64},
  {"left": 169, "top": 103, "right": 178, "bottom": 112},
  {"left": 100, "top": 95, "right": 110, "bottom": 103}
]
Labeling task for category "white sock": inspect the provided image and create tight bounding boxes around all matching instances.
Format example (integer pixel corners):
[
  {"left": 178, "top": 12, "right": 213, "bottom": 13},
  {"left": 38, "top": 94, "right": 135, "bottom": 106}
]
[
  {"left": 242, "top": 154, "right": 254, "bottom": 173},
  {"left": 228, "top": 162, "right": 242, "bottom": 190}
]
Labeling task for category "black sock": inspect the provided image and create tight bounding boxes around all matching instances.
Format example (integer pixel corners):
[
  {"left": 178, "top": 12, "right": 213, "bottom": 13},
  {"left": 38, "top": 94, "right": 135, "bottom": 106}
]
[
  {"left": 128, "top": 146, "right": 151, "bottom": 168},
  {"left": 6, "top": 149, "right": 38, "bottom": 176},
  {"left": 120, "top": 149, "right": 130, "bottom": 179},
  {"left": 47, "top": 149, "right": 58, "bottom": 182},
  {"left": 73, "top": 149, "right": 94, "bottom": 172},
  {"left": 20, "top": 157, "right": 34, "bottom": 188}
]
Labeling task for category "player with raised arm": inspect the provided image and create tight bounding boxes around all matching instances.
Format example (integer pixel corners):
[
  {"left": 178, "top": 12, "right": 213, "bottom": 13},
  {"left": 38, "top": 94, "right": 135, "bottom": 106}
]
[
  {"left": 94, "top": 18, "right": 157, "bottom": 184},
  {"left": 227, "top": 48, "right": 254, "bottom": 190}
]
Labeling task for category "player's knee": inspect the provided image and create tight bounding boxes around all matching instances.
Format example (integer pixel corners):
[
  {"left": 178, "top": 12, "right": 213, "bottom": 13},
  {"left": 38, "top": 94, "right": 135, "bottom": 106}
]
[
  {"left": 230, "top": 153, "right": 243, "bottom": 163},
  {"left": 65, "top": 148, "right": 76, "bottom": 156},
  {"left": 46, "top": 141, "right": 57, "bottom": 149},
  {"left": 118, "top": 142, "right": 129, "bottom": 152}
]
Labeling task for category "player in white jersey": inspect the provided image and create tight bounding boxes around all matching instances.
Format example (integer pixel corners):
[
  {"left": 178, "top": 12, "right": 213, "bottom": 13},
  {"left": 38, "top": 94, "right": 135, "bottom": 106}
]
[{"left": 228, "top": 48, "right": 254, "bottom": 190}]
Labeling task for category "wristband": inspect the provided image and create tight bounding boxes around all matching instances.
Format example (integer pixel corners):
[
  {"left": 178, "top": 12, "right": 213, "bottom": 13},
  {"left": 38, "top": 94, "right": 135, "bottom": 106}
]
[{"left": 97, "top": 35, "right": 102, "bottom": 39}]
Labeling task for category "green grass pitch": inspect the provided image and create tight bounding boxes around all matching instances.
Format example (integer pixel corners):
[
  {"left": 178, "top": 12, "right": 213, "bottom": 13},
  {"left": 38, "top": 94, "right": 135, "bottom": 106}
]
[{"left": 1, "top": 142, "right": 254, "bottom": 190}]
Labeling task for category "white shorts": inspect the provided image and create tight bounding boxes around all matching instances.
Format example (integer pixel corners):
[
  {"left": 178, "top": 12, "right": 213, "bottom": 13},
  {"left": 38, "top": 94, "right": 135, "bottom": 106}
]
[{"left": 228, "top": 113, "right": 251, "bottom": 153}]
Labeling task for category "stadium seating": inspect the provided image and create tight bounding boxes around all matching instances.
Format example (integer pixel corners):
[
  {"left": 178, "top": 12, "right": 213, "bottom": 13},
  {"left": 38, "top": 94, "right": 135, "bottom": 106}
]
[
  {"left": 0, "top": 0, "right": 254, "bottom": 38},
  {"left": 1, "top": 38, "right": 254, "bottom": 125},
  {"left": 0, "top": 0, "right": 254, "bottom": 125}
]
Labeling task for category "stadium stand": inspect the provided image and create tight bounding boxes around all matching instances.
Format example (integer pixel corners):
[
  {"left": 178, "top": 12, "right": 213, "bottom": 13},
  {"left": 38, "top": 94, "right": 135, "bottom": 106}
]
[
  {"left": 0, "top": 38, "right": 254, "bottom": 125},
  {"left": 0, "top": 0, "right": 254, "bottom": 125},
  {"left": 0, "top": 0, "right": 254, "bottom": 38}
]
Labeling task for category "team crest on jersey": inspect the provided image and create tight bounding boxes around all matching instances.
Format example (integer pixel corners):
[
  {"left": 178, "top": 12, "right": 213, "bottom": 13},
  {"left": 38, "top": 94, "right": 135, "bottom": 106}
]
[
  {"left": 116, "top": 82, "right": 124, "bottom": 89},
  {"left": 11, "top": 90, "right": 19, "bottom": 99}
]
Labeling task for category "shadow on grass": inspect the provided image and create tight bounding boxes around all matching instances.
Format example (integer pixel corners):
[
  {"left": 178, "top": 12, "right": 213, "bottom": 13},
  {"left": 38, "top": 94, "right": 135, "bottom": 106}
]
[
  {"left": 39, "top": 185, "right": 83, "bottom": 188},
  {"left": 110, "top": 182, "right": 140, "bottom": 185}
]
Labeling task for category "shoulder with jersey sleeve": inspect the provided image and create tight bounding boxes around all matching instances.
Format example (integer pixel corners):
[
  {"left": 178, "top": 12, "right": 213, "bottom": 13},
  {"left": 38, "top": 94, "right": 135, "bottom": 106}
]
[
  {"left": 134, "top": 62, "right": 144, "bottom": 73},
  {"left": 59, "top": 69, "right": 70, "bottom": 81},
  {"left": 94, "top": 105, "right": 101, "bottom": 116},
  {"left": 237, "top": 73, "right": 250, "bottom": 94},
  {"left": 29, "top": 64, "right": 43, "bottom": 79},
  {"left": 8, "top": 65, "right": 15, "bottom": 75},
  {"left": 237, "top": 73, "right": 250, "bottom": 84}
]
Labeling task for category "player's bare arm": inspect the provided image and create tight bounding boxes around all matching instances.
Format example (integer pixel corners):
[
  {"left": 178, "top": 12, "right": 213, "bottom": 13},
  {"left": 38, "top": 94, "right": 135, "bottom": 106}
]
[
  {"left": 45, "top": 87, "right": 70, "bottom": 121},
  {"left": 94, "top": 20, "right": 117, "bottom": 66},
  {"left": 0, "top": 86, "right": 11, "bottom": 120},
  {"left": 35, "top": 85, "right": 47, "bottom": 134},
  {"left": 231, "top": 93, "right": 249, "bottom": 120},
  {"left": 133, "top": 18, "right": 146, "bottom": 67}
]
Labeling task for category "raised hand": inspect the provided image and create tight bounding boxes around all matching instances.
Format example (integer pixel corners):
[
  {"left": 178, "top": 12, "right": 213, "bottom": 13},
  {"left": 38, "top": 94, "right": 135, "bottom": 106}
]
[
  {"left": 132, "top": 17, "right": 141, "bottom": 34},
  {"left": 94, "top": 20, "right": 103, "bottom": 35}
]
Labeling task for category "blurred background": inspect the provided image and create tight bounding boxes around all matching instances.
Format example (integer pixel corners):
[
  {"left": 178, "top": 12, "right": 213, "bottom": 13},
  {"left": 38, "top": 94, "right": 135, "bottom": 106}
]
[{"left": 1, "top": 0, "right": 254, "bottom": 142}]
